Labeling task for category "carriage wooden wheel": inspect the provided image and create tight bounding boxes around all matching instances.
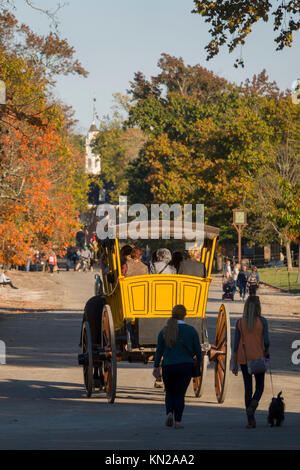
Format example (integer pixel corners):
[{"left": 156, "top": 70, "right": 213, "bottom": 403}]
[
  {"left": 209, "top": 304, "right": 231, "bottom": 403},
  {"left": 101, "top": 304, "right": 117, "bottom": 403},
  {"left": 82, "top": 321, "right": 93, "bottom": 398},
  {"left": 193, "top": 354, "right": 208, "bottom": 398}
]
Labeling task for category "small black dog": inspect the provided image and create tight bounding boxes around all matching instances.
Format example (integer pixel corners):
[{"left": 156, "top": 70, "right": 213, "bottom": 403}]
[{"left": 268, "top": 391, "right": 285, "bottom": 427}]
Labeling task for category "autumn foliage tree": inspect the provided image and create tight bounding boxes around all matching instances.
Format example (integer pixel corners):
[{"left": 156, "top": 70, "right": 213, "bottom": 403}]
[
  {"left": 125, "top": 55, "right": 299, "bottom": 261},
  {"left": 0, "top": 10, "right": 89, "bottom": 266}
]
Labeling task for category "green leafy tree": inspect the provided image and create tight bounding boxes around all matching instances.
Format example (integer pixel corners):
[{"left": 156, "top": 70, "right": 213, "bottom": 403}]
[
  {"left": 126, "top": 57, "right": 276, "bottom": 245},
  {"left": 246, "top": 96, "right": 300, "bottom": 271},
  {"left": 92, "top": 114, "right": 146, "bottom": 203}
]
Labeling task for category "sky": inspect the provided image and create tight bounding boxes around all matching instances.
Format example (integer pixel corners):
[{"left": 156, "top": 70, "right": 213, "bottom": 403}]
[{"left": 13, "top": 0, "right": 300, "bottom": 134}]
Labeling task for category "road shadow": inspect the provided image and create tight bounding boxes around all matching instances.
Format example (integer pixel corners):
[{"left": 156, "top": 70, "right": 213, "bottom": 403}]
[
  {"left": 0, "top": 378, "right": 299, "bottom": 450},
  {"left": 1, "top": 308, "right": 299, "bottom": 374},
  {"left": 0, "top": 308, "right": 83, "bottom": 314}
]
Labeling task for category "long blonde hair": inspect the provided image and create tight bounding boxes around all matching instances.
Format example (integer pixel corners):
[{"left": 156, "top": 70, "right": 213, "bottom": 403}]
[
  {"left": 164, "top": 305, "right": 186, "bottom": 348},
  {"left": 243, "top": 296, "right": 261, "bottom": 330}
]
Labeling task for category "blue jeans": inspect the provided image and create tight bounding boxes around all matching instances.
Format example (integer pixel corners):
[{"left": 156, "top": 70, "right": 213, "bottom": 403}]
[
  {"left": 241, "top": 364, "right": 265, "bottom": 408},
  {"left": 239, "top": 283, "right": 247, "bottom": 298},
  {"left": 66, "top": 259, "right": 71, "bottom": 271},
  {"left": 232, "top": 281, "right": 237, "bottom": 296},
  {"left": 162, "top": 363, "right": 192, "bottom": 422}
]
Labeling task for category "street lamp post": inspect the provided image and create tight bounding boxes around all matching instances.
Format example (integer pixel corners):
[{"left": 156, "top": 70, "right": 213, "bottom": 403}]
[{"left": 233, "top": 210, "right": 247, "bottom": 265}]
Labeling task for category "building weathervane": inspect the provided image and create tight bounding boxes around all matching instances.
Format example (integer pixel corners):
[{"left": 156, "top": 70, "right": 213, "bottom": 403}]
[{"left": 92, "top": 95, "right": 100, "bottom": 123}]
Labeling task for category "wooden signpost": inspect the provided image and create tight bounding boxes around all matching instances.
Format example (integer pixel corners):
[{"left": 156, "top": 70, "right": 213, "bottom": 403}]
[{"left": 233, "top": 210, "right": 247, "bottom": 265}]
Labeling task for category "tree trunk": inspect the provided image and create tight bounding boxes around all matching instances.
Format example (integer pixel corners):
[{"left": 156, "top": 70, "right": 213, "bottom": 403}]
[
  {"left": 297, "top": 242, "right": 300, "bottom": 283},
  {"left": 285, "top": 239, "right": 293, "bottom": 271}
]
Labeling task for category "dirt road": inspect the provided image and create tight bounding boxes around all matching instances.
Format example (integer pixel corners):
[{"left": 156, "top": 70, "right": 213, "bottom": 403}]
[{"left": 0, "top": 270, "right": 299, "bottom": 450}]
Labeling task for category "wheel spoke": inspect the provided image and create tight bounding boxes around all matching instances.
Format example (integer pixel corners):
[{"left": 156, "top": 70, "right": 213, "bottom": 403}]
[
  {"left": 216, "top": 323, "right": 226, "bottom": 348},
  {"left": 101, "top": 306, "right": 117, "bottom": 403},
  {"left": 82, "top": 322, "right": 93, "bottom": 398}
]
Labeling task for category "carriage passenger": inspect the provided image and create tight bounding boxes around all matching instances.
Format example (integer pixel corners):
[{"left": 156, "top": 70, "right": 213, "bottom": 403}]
[
  {"left": 150, "top": 248, "right": 176, "bottom": 274},
  {"left": 178, "top": 249, "right": 206, "bottom": 277},
  {"left": 169, "top": 251, "right": 183, "bottom": 273},
  {"left": 120, "top": 245, "right": 132, "bottom": 276},
  {"left": 125, "top": 247, "right": 148, "bottom": 277}
]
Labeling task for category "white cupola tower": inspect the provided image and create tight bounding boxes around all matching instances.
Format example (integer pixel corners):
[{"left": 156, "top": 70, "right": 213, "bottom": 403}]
[
  {"left": 85, "top": 122, "right": 101, "bottom": 175},
  {"left": 85, "top": 97, "right": 101, "bottom": 175}
]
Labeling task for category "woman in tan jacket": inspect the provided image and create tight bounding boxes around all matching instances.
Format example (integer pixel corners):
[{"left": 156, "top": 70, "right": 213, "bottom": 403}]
[
  {"left": 232, "top": 296, "right": 270, "bottom": 428},
  {"left": 125, "top": 247, "right": 148, "bottom": 277}
]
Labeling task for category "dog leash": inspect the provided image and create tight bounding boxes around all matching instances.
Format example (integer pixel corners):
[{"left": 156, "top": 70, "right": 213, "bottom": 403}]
[{"left": 268, "top": 359, "right": 275, "bottom": 398}]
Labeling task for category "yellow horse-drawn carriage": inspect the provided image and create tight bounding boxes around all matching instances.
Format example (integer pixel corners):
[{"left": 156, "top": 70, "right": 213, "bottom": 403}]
[{"left": 78, "top": 220, "right": 231, "bottom": 404}]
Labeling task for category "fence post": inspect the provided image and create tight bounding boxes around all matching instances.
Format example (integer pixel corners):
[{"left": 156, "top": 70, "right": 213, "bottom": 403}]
[{"left": 287, "top": 268, "right": 291, "bottom": 292}]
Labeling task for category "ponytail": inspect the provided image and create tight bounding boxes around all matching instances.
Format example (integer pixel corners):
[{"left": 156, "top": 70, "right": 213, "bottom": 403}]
[
  {"left": 243, "top": 296, "right": 261, "bottom": 330},
  {"left": 164, "top": 317, "right": 179, "bottom": 349},
  {"left": 163, "top": 304, "right": 186, "bottom": 349}
]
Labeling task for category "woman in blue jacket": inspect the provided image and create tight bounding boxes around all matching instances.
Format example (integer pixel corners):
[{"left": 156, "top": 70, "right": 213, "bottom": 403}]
[{"left": 153, "top": 304, "right": 202, "bottom": 429}]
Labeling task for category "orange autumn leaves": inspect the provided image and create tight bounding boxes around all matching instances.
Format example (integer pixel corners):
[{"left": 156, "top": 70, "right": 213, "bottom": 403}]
[
  {"left": 0, "top": 119, "right": 80, "bottom": 265},
  {"left": 0, "top": 10, "right": 89, "bottom": 266}
]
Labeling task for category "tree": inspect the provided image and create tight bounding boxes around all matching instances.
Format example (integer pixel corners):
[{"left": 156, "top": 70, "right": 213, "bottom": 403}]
[
  {"left": 0, "top": 0, "right": 65, "bottom": 29},
  {"left": 192, "top": 1, "right": 300, "bottom": 66},
  {"left": 128, "top": 53, "right": 229, "bottom": 103},
  {"left": 126, "top": 55, "right": 299, "bottom": 253},
  {"left": 0, "top": 11, "right": 89, "bottom": 266},
  {"left": 92, "top": 114, "right": 147, "bottom": 203},
  {"left": 246, "top": 96, "right": 300, "bottom": 271}
]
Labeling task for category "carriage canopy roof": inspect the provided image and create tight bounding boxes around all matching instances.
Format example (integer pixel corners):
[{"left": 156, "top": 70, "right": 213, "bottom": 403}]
[{"left": 109, "top": 220, "right": 219, "bottom": 242}]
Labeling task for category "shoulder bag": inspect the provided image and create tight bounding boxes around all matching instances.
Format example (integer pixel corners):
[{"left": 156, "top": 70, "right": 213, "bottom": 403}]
[
  {"left": 158, "top": 263, "right": 169, "bottom": 274},
  {"left": 239, "top": 320, "right": 266, "bottom": 375},
  {"left": 179, "top": 337, "right": 201, "bottom": 378}
]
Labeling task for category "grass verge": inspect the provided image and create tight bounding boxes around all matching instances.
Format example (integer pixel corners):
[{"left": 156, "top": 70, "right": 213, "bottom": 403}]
[{"left": 259, "top": 267, "right": 300, "bottom": 294}]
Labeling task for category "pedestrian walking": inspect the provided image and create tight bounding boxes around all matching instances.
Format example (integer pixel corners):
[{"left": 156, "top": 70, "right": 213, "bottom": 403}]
[
  {"left": 74, "top": 248, "right": 83, "bottom": 271},
  {"left": 232, "top": 296, "right": 270, "bottom": 428},
  {"left": 153, "top": 304, "right": 202, "bottom": 429},
  {"left": 223, "top": 259, "right": 232, "bottom": 278},
  {"left": 232, "top": 263, "right": 240, "bottom": 297},
  {"left": 247, "top": 266, "right": 260, "bottom": 296},
  {"left": 66, "top": 246, "right": 73, "bottom": 272},
  {"left": 25, "top": 254, "right": 31, "bottom": 272},
  {"left": 33, "top": 250, "right": 40, "bottom": 272},
  {"left": 237, "top": 265, "right": 249, "bottom": 300},
  {"left": 81, "top": 246, "right": 92, "bottom": 272},
  {"left": 48, "top": 251, "right": 57, "bottom": 274},
  {"left": 89, "top": 237, "right": 98, "bottom": 272}
]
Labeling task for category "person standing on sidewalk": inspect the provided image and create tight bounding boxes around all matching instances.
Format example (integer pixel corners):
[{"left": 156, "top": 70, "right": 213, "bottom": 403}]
[
  {"left": 153, "top": 304, "right": 202, "bottom": 429},
  {"left": 232, "top": 296, "right": 270, "bottom": 428}
]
